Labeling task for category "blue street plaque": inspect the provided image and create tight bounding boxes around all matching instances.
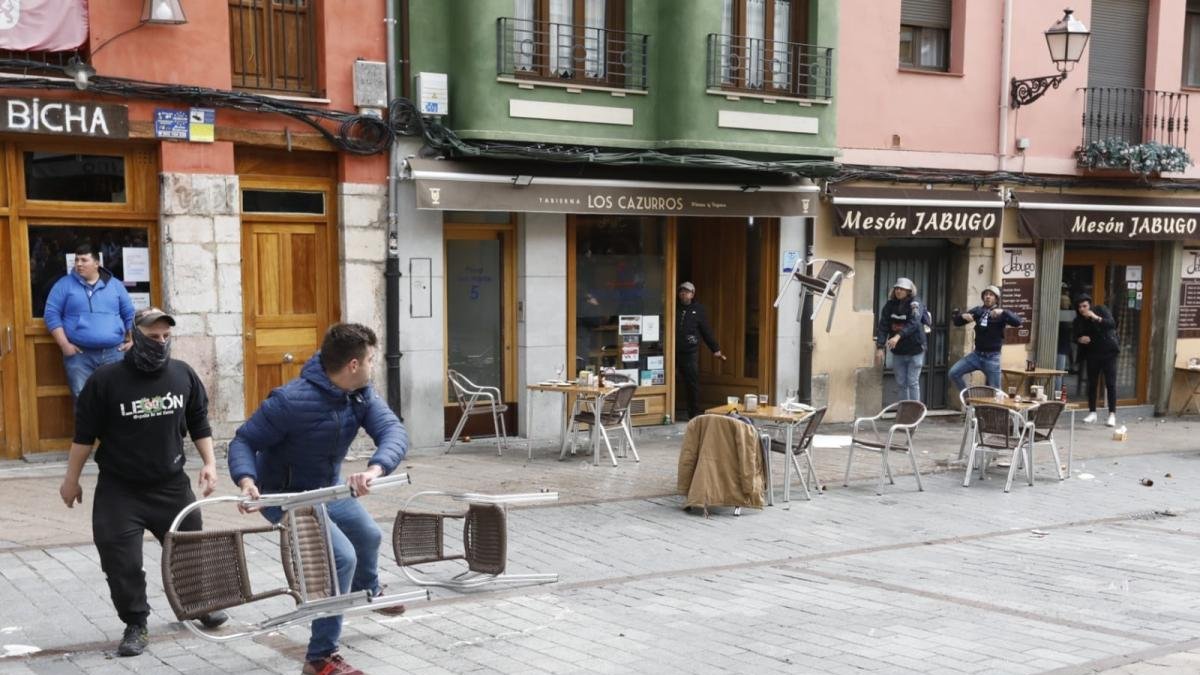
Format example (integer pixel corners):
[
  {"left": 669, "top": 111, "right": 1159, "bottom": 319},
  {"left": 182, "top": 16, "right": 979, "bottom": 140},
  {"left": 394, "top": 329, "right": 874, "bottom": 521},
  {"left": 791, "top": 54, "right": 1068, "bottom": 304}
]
[{"left": 154, "top": 109, "right": 189, "bottom": 140}]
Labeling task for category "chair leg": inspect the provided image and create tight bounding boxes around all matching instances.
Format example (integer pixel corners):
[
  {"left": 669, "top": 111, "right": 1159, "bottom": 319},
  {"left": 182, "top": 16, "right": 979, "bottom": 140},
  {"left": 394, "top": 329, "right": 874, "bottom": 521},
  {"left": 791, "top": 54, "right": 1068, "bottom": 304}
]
[
  {"left": 1026, "top": 437, "right": 1035, "bottom": 486},
  {"left": 963, "top": 443, "right": 977, "bottom": 487},
  {"left": 1003, "top": 444, "right": 1022, "bottom": 493},
  {"left": 825, "top": 292, "right": 839, "bottom": 333},
  {"left": 843, "top": 442, "right": 856, "bottom": 487},
  {"left": 906, "top": 432, "right": 924, "bottom": 492},
  {"left": 623, "top": 418, "right": 640, "bottom": 462},
  {"left": 957, "top": 417, "right": 972, "bottom": 460},
  {"left": 446, "top": 409, "right": 471, "bottom": 454},
  {"left": 491, "top": 408, "right": 503, "bottom": 456},
  {"left": 803, "top": 447, "right": 820, "bottom": 493},
  {"left": 498, "top": 409, "right": 509, "bottom": 452},
  {"left": 598, "top": 425, "right": 617, "bottom": 467},
  {"left": 789, "top": 452, "right": 812, "bottom": 500},
  {"left": 1047, "top": 439, "right": 1064, "bottom": 481}
]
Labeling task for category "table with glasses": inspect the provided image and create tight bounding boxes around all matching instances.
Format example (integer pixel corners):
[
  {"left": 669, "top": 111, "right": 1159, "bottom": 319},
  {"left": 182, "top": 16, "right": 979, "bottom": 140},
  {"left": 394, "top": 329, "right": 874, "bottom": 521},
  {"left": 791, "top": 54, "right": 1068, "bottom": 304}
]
[
  {"left": 965, "top": 396, "right": 1083, "bottom": 476},
  {"left": 704, "top": 403, "right": 817, "bottom": 504},
  {"left": 1000, "top": 368, "right": 1067, "bottom": 396},
  {"left": 526, "top": 382, "right": 618, "bottom": 466}
]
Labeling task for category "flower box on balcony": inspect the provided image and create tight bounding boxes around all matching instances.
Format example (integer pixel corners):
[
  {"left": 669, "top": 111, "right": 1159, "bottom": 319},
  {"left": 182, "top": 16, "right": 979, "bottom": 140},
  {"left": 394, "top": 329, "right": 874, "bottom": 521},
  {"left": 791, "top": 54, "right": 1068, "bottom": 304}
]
[{"left": 1075, "top": 138, "right": 1193, "bottom": 176}]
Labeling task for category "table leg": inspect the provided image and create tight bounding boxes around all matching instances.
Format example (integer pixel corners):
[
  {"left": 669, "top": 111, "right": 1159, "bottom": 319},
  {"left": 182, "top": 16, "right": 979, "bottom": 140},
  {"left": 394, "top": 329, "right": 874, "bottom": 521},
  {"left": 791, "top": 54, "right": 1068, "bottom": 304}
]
[
  {"left": 558, "top": 394, "right": 571, "bottom": 460},
  {"left": 594, "top": 393, "right": 604, "bottom": 467},
  {"left": 783, "top": 424, "right": 794, "bottom": 505},
  {"left": 1068, "top": 408, "right": 1075, "bottom": 477},
  {"left": 762, "top": 437, "right": 774, "bottom": 506}
]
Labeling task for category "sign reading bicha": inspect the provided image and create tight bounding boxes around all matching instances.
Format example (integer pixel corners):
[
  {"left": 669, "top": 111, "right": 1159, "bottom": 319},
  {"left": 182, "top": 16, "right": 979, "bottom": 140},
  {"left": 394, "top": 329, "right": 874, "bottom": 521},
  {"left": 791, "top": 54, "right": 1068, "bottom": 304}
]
[{"left": 1, "top": 96, "right": 129, "bottom": 139}]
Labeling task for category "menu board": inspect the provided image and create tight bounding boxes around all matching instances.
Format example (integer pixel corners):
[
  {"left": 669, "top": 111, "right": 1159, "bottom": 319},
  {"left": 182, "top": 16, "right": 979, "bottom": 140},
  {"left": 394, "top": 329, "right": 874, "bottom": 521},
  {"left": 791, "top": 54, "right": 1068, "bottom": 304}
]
[
  {"left": 1001, "top": 247, "right": 1036, "bottom": 344},
  {"left": 1179, "top": 248, "right": 1200, "bottom": 338}
]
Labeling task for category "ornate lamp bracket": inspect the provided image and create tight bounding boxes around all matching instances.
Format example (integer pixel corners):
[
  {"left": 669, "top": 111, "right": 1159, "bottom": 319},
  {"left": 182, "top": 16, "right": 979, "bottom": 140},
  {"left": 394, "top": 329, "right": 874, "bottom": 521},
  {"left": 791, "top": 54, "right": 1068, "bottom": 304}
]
[{"left": 1010, "top": 72, "right": 1069, "bottom": 108}]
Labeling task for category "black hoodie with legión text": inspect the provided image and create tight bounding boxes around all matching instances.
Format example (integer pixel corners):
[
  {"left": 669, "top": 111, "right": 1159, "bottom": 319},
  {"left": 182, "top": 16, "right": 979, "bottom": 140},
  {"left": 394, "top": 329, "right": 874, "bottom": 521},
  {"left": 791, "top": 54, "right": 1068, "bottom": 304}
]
[{"left": 73, "top": 355, "right": 211, "bottom": 485}]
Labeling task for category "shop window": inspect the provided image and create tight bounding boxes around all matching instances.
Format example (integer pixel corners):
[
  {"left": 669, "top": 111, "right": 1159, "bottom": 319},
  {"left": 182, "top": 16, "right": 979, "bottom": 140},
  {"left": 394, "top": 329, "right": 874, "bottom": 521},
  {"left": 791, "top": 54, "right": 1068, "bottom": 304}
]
[
  {"left": 1185, "top": 0, "right": 1200, "bottom": 87},
  {"left": 899, "top": 0, "right": 950, "bottom": 71},
  {"left": 228, "top": 0, "right": 320, "bottom": 96},
  {"left": 242, "top": 189, "right": 325, "bottom": 214},
  {"left": 27, "top": 226, "right": 152, "bottom": 319},
  {"left": 574, "top": 216, "right": 666, "bottom": 385},
  {"left": 24, "top": 152, "right": 126, "bottom": 203}
]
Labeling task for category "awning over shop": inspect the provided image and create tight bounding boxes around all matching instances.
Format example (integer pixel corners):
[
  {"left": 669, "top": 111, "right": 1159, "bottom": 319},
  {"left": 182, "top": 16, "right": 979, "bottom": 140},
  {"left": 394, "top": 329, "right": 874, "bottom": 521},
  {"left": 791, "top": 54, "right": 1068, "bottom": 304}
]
[
  {"left": 1014, "top": 192, "right": 1200, "bottom": 241},
  {"left": 830, "top": 186, "right": 1004, "bottom": 238},
  {"left": 407, "top": 159, "right": 819, "bottom": 217}
]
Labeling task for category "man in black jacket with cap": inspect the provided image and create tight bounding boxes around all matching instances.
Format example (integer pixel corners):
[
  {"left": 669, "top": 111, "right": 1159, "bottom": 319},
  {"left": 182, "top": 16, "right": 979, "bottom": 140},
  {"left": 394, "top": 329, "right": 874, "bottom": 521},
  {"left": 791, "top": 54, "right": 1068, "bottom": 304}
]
[
  {"left": 676, "top": 281, "right": 725, "bottom": 420},
  {"left": 58, "top": 307, "right": 227, "bottom": 658}
]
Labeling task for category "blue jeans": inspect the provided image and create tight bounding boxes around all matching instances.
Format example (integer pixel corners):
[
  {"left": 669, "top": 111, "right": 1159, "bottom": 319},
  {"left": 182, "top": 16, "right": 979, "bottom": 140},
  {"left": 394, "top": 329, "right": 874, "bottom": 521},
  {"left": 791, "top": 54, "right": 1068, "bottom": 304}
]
[
  {"left": 263, "top": 497, "right": 382, "bottom": 662},
  {"left": 65, "top": 346, "right": 123, "bottom": 399},
  {"left": 892, "top": 352, "right": 925, "bottom": 401},
  {"left": 949, "top": 351, "right": 1001, "bottom": 391}
]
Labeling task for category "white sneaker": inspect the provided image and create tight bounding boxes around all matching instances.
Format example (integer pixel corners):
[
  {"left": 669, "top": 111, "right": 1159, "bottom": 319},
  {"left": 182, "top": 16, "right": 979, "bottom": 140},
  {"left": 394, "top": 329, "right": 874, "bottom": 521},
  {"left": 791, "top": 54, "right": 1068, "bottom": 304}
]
[
  {"left": 1106, "top": 413, "right": 1116, "bottom": 427},
  {"left": 1083, "top": 412, "right": 1097, "bottom": 424}
]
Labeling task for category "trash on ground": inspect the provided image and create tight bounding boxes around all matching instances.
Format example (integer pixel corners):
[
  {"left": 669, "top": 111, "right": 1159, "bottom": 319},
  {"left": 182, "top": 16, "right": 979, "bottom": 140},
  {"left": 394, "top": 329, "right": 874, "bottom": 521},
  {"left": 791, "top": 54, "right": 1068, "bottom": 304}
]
[
  {"left": 1164, "top": 473, "right": 1173, "bottom": 478},
  {"left": 1140, "top": 478, "right": 1154, "bottom": 487},
  {"left": 1077, "top": 473, "right": 1096, "bottom": 480},
  {"left": 1030, "top": 529, "right": 1049, "bottom": 537},
  {"left": 1155, "top": 509, "right": 1179, "bottom": 517}
]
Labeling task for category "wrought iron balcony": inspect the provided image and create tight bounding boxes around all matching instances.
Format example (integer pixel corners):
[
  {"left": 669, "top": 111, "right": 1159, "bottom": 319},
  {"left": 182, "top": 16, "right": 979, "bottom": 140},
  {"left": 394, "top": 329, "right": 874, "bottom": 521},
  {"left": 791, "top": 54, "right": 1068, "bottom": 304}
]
[
  {"left": 0, "top": 49, "right": 83, "bottom": 75},
  {"left": 496, "top": 17, "right": 648, "bottom": 92},
  {"left": 1077, "top": 87, "right": 1191, "bottom": 173},
  {"left": 706, "top": 33, "right": 832, "bottom": 101}
]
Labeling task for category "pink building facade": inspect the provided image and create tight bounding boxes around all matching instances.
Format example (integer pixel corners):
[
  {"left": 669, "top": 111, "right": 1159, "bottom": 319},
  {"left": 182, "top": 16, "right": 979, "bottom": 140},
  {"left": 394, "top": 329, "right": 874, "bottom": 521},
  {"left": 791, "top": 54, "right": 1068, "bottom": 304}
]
[{"left": 816, "top": 0, "right": 1200, "bottom": 421}]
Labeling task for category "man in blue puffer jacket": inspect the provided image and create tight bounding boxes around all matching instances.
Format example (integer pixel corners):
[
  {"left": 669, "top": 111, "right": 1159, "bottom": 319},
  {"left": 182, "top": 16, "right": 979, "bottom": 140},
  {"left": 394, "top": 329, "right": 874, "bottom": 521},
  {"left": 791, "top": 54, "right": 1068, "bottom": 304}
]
[
  {"left": 44, "top": 243, "right": 135, "bottom": 398},
  {"left": 228, "top": 323, "right": 407, "bottom": 675}
]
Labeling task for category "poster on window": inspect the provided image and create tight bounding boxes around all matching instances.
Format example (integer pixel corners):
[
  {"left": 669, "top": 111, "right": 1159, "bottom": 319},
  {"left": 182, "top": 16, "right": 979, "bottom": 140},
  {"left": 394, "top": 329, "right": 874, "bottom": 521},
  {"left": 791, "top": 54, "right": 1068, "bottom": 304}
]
[
  {"left": 619, "top": 315, "right": 642, "bottom": 336},
  {"left": 121, "top": 247, "right": 150, "bottom": 283},
  {"left": 621, "top": 335, "right": 639, "bottom": 363},
  {"left": 1179, "top": 248, "right": 1200, "bottom": 338},
  {"left": 1001, "top": 247, "right": 1036, "bottom": 344},
  {"left": 641, "top": 315, "right": 660, "bottom": 342}
]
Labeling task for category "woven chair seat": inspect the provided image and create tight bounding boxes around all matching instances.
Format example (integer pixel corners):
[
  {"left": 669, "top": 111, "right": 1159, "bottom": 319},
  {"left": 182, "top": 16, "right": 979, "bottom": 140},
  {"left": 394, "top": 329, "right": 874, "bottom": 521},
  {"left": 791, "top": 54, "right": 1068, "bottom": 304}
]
[
  {"left": 849, "top": 437, "right": 910, "bottom": 452},
  {"left": 163, "top": 525, "right": 293, "bottom": 621},
  {"left": 464, "top": 504, "right": 507, "bottom": 575},
  {"left": 280, "top": 507, "right": 333, "bottom": 600},
  {"left": 393, "top": 504, "right": 508, "bottom": 576},
  {"left": 393, "top": 510, "right": 465, "bottom": 566},
  {"left": 572, "top": 411, "right": 625, "bottom": 426},
  {"left": 464, "top": 402, "right": 508, "bottom": 415}
]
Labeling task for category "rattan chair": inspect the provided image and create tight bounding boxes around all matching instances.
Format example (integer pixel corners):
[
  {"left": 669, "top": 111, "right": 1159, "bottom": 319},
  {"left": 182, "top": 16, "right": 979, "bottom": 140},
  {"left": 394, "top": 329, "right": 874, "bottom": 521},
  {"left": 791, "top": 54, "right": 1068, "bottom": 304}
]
[
  {"left": 773, "top": 258, "right": 855, "bottom": 333},
  {"left": 393, "top": 491, "right": 559, "bottom": 589},
  {"left": 957, "top": 385, "right": 1008, "bottom": 460},
  {"left": 162, "top": 475, "right": 426, "bottom": 642},
  {"left": 567, "top": 382, "right": 639, "bottom": 466},
  {"left": 447, "top": 369, "right": 509, "bottom": 455},
  {"left": 1028, "top": 400, "right": 1066, "bottom": 481},
  {"left": 844, "top": 400, "right": 927, "bottom": 494},
  {"left": 964, "top": 404, "right": 1034, "bottom": 492}
]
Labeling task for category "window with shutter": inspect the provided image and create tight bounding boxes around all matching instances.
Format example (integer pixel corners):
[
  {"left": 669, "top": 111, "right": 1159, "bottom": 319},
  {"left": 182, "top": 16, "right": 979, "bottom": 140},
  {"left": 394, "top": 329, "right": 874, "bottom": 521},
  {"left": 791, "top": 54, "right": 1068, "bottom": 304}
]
[
  {"left": 228, "top": 0, "right": 320, "bottom": 96},
  {"left": 899, "top": 0, "right": 950, "bottom": 71},
  {"left": 1184, "top": 0, "right": 1200, "bottom": 87}
]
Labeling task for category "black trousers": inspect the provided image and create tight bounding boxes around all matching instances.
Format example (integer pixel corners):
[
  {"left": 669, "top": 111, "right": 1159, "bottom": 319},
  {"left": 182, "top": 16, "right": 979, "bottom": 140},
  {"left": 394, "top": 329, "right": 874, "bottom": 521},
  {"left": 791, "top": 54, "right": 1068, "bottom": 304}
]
[
  {"left": 677, "top": 350, "right": 701, "bottom": 419},
  {"left": 92, "top": 472, "right": 200, "bottom": 627},
  {"left": 1086, "top": 357, "right": 1119, "bottom": 414}
]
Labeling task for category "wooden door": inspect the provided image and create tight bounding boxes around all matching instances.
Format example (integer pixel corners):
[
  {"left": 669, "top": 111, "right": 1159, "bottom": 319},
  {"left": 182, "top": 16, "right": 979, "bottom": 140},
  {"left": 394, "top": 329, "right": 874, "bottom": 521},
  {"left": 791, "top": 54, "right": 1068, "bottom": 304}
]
[
  {"left": 0, "top": 216, "right": 17, "bottom": 459},
  {"left": 1063, "top": 248, "right": 1154, "bottom": 404},
  {"left": 242, "top": 220, "right": 335, "bottom": 412}
]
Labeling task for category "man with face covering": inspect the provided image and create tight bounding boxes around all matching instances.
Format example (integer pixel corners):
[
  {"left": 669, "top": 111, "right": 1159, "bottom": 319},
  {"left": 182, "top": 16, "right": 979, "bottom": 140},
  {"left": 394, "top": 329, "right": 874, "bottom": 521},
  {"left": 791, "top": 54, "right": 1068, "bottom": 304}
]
[
  {"left": 58, "top": 307, "right": 225, "bottom": 658},
  {"left": 948, "top": 285, "right": 1022, "bottom": 391}
]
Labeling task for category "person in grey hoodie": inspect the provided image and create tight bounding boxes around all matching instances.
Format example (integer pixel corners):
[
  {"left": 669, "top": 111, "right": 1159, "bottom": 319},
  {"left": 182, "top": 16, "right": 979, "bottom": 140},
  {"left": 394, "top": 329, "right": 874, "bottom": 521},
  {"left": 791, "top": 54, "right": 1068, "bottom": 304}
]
[
  {"left": 875, "top": 277, "right": 928, "bottom": 401},
  {"left": 44, "top": 243, "right": 135, "bottom": 398}
]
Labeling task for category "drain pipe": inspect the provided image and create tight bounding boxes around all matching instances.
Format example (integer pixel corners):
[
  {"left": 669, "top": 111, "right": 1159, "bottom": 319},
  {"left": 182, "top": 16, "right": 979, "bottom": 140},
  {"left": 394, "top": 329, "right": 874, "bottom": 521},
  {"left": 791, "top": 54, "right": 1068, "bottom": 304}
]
[
  {"left": 997, "top": 0, "right": 1013, "bottom": 172},
  {"left": 384, "top": 0, "right": 404, "bottom": 419},
  {"left": 799, "top": 217, "right": 815, "bottom": 405}
]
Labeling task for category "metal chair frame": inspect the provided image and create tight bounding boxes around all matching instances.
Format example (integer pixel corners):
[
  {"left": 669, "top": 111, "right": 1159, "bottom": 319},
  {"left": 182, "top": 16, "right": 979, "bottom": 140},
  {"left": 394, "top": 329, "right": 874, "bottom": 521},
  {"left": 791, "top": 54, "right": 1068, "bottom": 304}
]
[
  {"left": 447, "top": 369, "right": 509, "bottom": 455},
  {"left": 772, "top": 257, "right": 855, "bottom": 333},
  {"left": 567, "top": 381, "right": 640, "bottom": 466},
  {"left": 162, "top": 474, "right": 427, "bottom": 642},
  {"left": 761, "top": 406, "right": 826, "bottom": 503},
  {"left": 1027, "top": 400, "right": 1067, "bottom": 482},
  {"left": 963, "top": 404, "right": 1034, "bottom": 492},
  {"left": 957, "top": 385, "right": 1008, "bottom": 460},
  {"left": 844, "top": 400, "right": 927, "bottom": 494},
  {"left": 393, "top": 491, "right": 559, "bottom": 590}
]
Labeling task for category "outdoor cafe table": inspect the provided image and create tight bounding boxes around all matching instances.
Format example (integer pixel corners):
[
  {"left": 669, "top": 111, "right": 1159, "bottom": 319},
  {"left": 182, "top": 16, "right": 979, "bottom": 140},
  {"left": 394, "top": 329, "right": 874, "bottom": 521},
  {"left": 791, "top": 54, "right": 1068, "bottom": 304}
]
[
  {"left": 966, "top": 396, "right": 1083, "bottom": 477},
  {"left": 704, "top": 403, "right": 817, "bottom": 504},
  {"left": 1001, "top": 368, "right": 1067, "bottom": 396},
  {"left": 526, "top": 382, "right": 618, "bottom": 466},
  {"left": 1175, "top": 366, "right": 1200, "bottom": 416}
]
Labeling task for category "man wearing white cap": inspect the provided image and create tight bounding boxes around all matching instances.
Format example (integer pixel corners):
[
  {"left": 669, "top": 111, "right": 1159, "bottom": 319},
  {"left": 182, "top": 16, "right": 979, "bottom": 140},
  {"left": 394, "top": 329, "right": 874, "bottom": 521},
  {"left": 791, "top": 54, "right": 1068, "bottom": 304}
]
[{"left": 948, "top": 285, "right": 1022, "bottom": 391}]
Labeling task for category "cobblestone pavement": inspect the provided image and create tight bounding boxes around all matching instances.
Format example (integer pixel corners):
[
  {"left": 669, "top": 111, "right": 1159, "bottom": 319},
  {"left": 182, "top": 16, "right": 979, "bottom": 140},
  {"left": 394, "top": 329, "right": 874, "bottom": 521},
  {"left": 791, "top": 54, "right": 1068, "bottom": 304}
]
[{"left": 2, "top": 417, "right": 1200, "bottom": 673}]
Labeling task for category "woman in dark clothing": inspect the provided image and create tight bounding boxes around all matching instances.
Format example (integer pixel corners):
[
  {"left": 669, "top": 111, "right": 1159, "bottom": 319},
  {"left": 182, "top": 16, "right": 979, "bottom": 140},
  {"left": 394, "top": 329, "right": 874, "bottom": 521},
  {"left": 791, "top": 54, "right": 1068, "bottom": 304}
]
[{"left": 1072, "top": 294, "right": 1120, "bottom": 427}]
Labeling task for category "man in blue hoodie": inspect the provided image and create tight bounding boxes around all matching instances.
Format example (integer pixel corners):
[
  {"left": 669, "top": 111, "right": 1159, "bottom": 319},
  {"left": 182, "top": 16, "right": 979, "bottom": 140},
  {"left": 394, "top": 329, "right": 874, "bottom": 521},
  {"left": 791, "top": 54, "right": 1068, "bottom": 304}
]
[
  {"left": 44, "top": 243, "right": 135, "bottom": 398},
  {"left": 948, "top": 285, "right": 1022, "bottom": 391},
  {"left": 228, "top": 323, "right": 407, "bottom": 675}
]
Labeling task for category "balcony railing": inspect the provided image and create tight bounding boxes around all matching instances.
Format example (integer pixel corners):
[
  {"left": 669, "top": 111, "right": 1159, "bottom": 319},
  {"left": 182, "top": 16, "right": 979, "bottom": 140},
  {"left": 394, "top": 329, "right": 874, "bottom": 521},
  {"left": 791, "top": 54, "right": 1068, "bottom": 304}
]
[
  {"left": 496, "top": 17, "right": 648, "bottom": 92},
  {"left": 1080, "top": 87, "right": 1189, "bottom": 148},
  {"left": 0, "top": 49, "right": 83, "bottom": 76},
  {"left": 706, "top": 33, "right": 832, "bottom": 101}
]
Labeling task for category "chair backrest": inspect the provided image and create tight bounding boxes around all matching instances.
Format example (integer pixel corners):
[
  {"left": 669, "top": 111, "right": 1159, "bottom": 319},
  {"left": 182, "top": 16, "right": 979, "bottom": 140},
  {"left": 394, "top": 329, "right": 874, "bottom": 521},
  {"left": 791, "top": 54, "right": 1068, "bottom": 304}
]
[
  {"left": 795, "top": 406, "right": 828, "bottom": 452},
  {"left": 972, "top": 404, "right": 1021, "bottom": 448},
  {"left": 464, "top": 503, "right": 508, "bottom": 575},
  {"left": 960, "top": 385, "right": 1005, "bottom": 409},
  {"left": 817, "top": 260, "right": 854, "bottom": 284},
  {"left": 447, "top": 370, "right": 472, "bottom": 410},
  {"left": 162, "top": 529, "right": 257, "bottom": 621},
  {"left": 892, "top": 400, "right": 927, "bottom": 427},
  {"left": 281, "top": 506, "right": 334, "bottom": 601},
  {"left": 604, "top": 372, "right": 634, "bottom": 384},
  {"left": 600, "top": 382, "right": 638, "bottom": 417},
  {"left": 1029, "top": 400, "right": 1066, "bottom": 434}
]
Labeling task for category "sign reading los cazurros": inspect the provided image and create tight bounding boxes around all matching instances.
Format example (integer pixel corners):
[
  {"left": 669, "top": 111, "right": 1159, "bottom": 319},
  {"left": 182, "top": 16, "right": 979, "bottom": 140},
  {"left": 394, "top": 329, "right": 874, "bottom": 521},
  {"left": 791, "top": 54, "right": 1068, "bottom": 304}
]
[{"left": 1, "top": 96, "right": 130, "bottom": 139}]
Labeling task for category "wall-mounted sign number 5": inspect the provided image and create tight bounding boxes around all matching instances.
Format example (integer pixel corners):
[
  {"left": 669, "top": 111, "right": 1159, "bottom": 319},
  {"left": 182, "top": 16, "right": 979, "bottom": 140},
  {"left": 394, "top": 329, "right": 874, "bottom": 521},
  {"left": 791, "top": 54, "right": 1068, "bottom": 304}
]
[{"left": 469, "top": 284, "right": 480, "bottom": 300}]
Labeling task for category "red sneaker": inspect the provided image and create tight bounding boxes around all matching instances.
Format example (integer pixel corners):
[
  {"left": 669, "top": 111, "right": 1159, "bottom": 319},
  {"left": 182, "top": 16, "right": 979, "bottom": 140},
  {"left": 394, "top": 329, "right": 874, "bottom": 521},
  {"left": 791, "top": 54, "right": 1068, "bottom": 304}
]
[{"left": 301, "top": 653, "right": 363, "bottom": 675}]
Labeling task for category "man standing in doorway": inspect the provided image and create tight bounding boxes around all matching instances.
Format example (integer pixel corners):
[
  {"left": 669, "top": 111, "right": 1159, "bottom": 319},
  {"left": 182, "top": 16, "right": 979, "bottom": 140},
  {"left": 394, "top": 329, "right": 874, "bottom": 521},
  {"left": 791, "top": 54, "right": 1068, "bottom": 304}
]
[
  {"left": 677, "top": 281, "right": 725, "bottom": 421},
  {"left": 948, "top": 285, "right": 1022, "bottom": 391},
  {"left": 1072, "top": 294, "right": 1121, "bottom": 427},
  {"left": 59, "top": 307, "right": 226, "bottom": 658},
  {"left": 229, "top": 323, "right": 408, "bottom": 675},
  {"left": 44, "top": 242, "right": 135, "bottom": 399}
]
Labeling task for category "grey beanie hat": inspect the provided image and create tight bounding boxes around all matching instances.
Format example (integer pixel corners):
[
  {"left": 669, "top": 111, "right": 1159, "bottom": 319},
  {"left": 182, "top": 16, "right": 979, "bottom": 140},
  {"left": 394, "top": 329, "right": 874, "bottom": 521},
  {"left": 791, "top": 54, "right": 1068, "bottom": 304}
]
[
  {"left": 894, "top": 277, "right": 916, "bottom": 294},
  {"left": 982, "top": 285, "right": 1001, "bottom": 301}
]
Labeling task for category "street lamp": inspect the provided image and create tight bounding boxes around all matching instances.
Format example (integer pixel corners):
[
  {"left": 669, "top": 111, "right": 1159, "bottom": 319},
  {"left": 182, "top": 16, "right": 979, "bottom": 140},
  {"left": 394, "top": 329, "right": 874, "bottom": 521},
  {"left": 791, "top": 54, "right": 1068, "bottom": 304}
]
[
  {"left": 1010, "top": 8, "right": 1091, "bottom": 108},
  {"left": 141, "top": 0, "right": 188, "bottom": 25}
]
